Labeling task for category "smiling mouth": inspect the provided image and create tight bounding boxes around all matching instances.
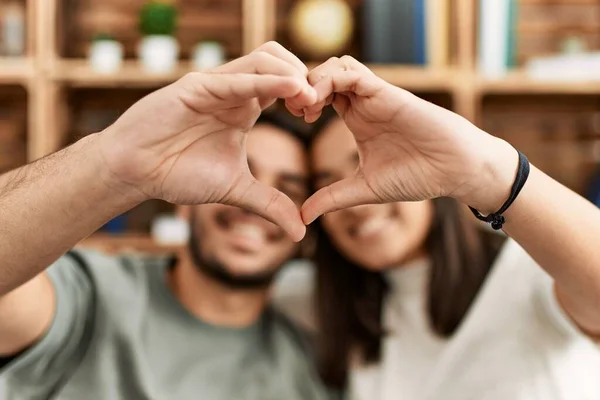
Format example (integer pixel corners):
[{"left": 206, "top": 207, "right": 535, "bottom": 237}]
[
  {"left": 349, "top": 217, "right": 393, "bottom": 241},
  {"left": 215, "top": 210, "right": 284, "bottom": 252}
]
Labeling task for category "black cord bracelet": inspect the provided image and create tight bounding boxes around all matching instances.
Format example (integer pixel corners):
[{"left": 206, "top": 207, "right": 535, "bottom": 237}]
[{"left": 468, "top": 150, "right": 530, "bottom": 230}]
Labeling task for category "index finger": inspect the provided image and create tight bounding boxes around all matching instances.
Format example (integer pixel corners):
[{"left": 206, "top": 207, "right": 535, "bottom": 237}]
[
  {"left": 253, "top": 41, "right": 308, "bottom": 76},
  {"left": 190, "top": 73, "right": 313, "bottom": 110}
]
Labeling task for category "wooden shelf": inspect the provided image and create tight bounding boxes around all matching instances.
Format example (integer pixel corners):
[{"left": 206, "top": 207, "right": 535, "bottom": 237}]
[
  {"left": 50, "top": 59, "right": 196, "bottom": 88},
  {"left": 48, "top": 61, "right": 460, "bottom": 91},
  {"left": 370, "top": 65, "right": 460, "bottom": 91},
  {"left": 306, "top": 63, "right": 460, "bottom": 91},
  {"left": 477, "top": 71, "right": 600, "bottom": 95},
  {"left": 78, "top": 233, "right": 182, "bottom": 255},
  {"left": 0, "top": 57, "right": 34, "bottom": 85}
]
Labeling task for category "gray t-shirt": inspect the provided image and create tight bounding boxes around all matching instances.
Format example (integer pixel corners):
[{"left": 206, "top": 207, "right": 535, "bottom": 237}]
[{"left": 1, "top": 250, "right": 335, "bottom": 400}]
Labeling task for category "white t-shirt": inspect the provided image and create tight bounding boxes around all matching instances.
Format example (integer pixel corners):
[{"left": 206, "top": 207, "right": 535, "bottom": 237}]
[{"left": 274, "top": 240, "right": 600, "bottom": 400}]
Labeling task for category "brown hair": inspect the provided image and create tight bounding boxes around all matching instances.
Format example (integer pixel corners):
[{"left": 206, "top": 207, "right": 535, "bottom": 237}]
[{"left": 314, "top": 197, "right": 505, "bottom": 388}]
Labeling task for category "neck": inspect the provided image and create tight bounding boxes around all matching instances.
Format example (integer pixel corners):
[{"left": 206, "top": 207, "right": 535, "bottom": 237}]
[
  {"left": 399, "top": 246, "right": 429, "bottom": 268},
  {"left": 168, "top": 250, "right": 270, "bottom": 328}
]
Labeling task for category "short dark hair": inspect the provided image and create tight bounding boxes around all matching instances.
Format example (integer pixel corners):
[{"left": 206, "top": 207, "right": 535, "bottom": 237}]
[{"left": 256, "top": 108, "right": 312, "bottom": 149}]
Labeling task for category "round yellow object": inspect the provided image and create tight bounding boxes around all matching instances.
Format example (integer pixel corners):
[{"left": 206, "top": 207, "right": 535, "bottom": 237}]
[{"left": 289, "top": 0, "right": 354, "bottom": 59}]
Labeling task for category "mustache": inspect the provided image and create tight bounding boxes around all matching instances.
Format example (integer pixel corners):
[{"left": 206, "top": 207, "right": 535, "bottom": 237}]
[
  {"left": 215, "top": 207, "right": 286, "bottom": 243},
  {"left": 188, "top": 215, "right": 277, "bottom": 290}
]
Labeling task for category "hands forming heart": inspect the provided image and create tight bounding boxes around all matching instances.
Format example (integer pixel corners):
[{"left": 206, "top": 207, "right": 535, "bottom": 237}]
[{"left": 98, "top": 42, "right": 518, "bottom": 242}]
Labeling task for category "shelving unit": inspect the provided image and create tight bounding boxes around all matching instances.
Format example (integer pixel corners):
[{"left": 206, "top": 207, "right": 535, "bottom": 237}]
[
  {"left": 0, "top": 0, "right": 599, "bottom": 247},
  {"left": 0, "top": 57, "right": 34, "bottom": 84},
  {"left": 50, "top": 59, "right": 195, "bottom": 88},
  {"left": 476, "top": 72, "right": 600, "bottom": 95}
]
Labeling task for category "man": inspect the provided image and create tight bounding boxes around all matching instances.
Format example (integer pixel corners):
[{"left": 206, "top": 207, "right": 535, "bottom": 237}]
[{"left": 0, "top": 43, "right": 332, "bottom": 399}]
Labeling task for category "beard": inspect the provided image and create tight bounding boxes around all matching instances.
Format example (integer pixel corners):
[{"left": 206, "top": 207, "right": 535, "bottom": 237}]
[{"left": 188, "top": 214, "right": 283, "bottom": 291}]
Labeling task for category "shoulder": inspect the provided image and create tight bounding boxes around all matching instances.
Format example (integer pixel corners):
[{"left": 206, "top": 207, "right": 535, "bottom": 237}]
[
  {"left": 268, "top": 306, "right": 314, "bottom": 350},
  {"left": 59, "top": 248, "right": 173, "bottom": 311},
  {"left": 271, "top": 259, "right": 318, "bottom": 333},
  {"left": 68, "top": 248, "right": 171, "bottom": 285}
]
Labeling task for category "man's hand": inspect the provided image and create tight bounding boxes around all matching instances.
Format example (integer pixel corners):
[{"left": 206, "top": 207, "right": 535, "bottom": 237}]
[
  {"left": 295, "top": 56, "right": 517, "bottom": 224},
  {"left": 98, "top": 42, "right": 316, "bottom": 241}
]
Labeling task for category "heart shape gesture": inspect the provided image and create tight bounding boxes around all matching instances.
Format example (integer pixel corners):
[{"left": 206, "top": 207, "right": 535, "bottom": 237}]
[
  {"left": 288, "top": 56, "right": 518, "bottom": 225},
  {"left": 100, "top": 43, "right": 518, "bottom": 242}
]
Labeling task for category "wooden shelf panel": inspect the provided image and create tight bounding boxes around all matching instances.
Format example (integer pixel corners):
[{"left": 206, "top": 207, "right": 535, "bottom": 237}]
[
  {"left": 0, "top": 57, "right": 34, "bottom": 85},
  {"left": 306, "top": 63, "right": 459, "bottom": 92},
  {"left": 477, "top": 71, "right": 600, "bottom": 95},
  {"left": 371, "top": 65, "right": 459, "bottom": 91},
  {"left": 50, "top": 60, "right": 459, "bottom": 91},
  {"left": 50, "top": 59, "right": 196, "bottom": 88}
]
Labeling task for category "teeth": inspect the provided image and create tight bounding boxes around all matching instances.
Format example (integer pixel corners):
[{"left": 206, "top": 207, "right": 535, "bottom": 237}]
[
  {"left": 355, "top": 218, "right": 389, "bottom": 238},
  {"left": 231, "top": 223, "right": 266, "bottom": 242}
]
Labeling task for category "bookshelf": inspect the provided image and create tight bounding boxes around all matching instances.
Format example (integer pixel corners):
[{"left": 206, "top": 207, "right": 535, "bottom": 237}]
[{"left": 1, "top": 0, "right": 599, "bottom": 249}]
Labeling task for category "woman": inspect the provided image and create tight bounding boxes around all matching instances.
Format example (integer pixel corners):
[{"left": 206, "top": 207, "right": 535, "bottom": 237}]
[{"left": 287, "top": 56, "right": 600, "bottom": 399}]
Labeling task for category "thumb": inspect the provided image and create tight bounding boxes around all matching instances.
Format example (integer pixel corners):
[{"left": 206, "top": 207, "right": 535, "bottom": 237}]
[
  {"left": 227, "top": 173, "right": 306, "bottom": 242},
  {"left": 301, "top": 177, "right": 377, "bottom": 225}
]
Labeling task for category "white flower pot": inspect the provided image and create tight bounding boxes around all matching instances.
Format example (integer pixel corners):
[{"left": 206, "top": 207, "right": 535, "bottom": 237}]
[
  {"left": 192, "top": 41, "right": 225, "bottom": 70},
  {"left": 89, "top": 40, "right": 124, "bottom": 74},
  {"left": 139, "top": 35, "right": 179, "bottom": 74},
  {"left": 151, "top": 214, "right": 189, "bottom": 245}
]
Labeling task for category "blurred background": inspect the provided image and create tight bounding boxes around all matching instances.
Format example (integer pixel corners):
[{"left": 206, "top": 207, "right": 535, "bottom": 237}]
[{"left": 1, "top": 0, "right": 600, "bottom": 253}]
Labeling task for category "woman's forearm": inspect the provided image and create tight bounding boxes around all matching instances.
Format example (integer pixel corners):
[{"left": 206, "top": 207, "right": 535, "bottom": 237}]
[{"left": 501, "top": 165, "right": 600, "bottom": 335}]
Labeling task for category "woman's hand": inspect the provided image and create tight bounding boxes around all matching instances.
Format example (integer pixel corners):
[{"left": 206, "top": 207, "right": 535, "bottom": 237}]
[{"left": 296, "top": 56, "right": 518, "bottom": 224}]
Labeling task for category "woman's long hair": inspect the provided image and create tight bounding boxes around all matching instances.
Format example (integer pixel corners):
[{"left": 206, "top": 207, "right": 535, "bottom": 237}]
[{"left": 314, "top": 197, "right": 505, "bottom": 389}]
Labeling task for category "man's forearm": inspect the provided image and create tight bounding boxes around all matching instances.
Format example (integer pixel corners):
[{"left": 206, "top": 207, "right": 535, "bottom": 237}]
[
  {"left": 0, "top": 133, "right": 142, "bottom": 296},
  {"left": 502, "top": 165, "right": 600, "bottom": 334}
]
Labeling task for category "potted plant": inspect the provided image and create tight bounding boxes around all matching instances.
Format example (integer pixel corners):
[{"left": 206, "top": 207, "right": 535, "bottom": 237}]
[
  {"left": 192, "top": 39, "right": 225, "bottom": 70},
  {"left": 89, "top": 33, "right": 124, "bottom": 74},
  {"left": 138, "top": 0, "right": 178, "bottom": 73}
]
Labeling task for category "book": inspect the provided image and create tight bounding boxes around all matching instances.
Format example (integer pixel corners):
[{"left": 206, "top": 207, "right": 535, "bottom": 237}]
[
  {"left": 478, "top": 0, "right": 510, "bottom": 78},
  {"left": 414, "top": 0, "right": 426, "bottom": 65},
  {"left": 362, "top": 0, "right": 425, "bottom": 65},
  {"left": 506, "top": 0, "right": 518, "bottom": 68},
  {"left": 426, "top": 0, "right": 449, "bottom": 67}
]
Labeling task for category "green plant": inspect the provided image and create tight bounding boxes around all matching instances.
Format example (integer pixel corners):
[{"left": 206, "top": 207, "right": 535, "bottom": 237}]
[
  {"left": 139, "top": 1, "right": 177, "bottom": 36},
  {"left": 92, "top": 33, "right": 116, "bottom": 42}
]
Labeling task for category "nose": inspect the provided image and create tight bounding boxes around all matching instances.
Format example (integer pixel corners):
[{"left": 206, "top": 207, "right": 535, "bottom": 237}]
[{"left": 339, "top": 204, "right": 380, "bottom": 220}]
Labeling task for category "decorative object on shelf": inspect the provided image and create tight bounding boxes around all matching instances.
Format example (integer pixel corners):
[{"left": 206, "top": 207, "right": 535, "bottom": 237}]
[
  {"left": 288, "top": 0, "right": 354, "bottom": 60},
  {"left": 560, "top": 36, "right": 587, "bottom": 55},
  {"left": 89, "top": 33, "right": 124, "bottom": 74},
  {"left": 525, "top": 52, "right": 600, "bottom": 82},
  {"left": 138, "top": 0, "right": 179, "bottom": 74},
  {"left": 1, "top": 0, "right": 25, "bottom": 56},
  {"left": 151, "top": 214, "right": 189, "bottom": 245},
  {"left": 192, "top": 40, "right": 225, "bottom": 70}
]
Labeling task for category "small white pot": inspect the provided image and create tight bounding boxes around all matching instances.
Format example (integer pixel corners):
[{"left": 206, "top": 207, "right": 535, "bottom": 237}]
[
  {"left": 192, "top": 41, "right": 225, "bottom": 70},
  {"left": 89, "top": 40, "right": 124, "bottom": 74},
  {"left": 139, "top": 35, "right": 179, "bottom": 74},
  {"left": 151, "top": 214, "right": 189, "bottom": 245}
]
